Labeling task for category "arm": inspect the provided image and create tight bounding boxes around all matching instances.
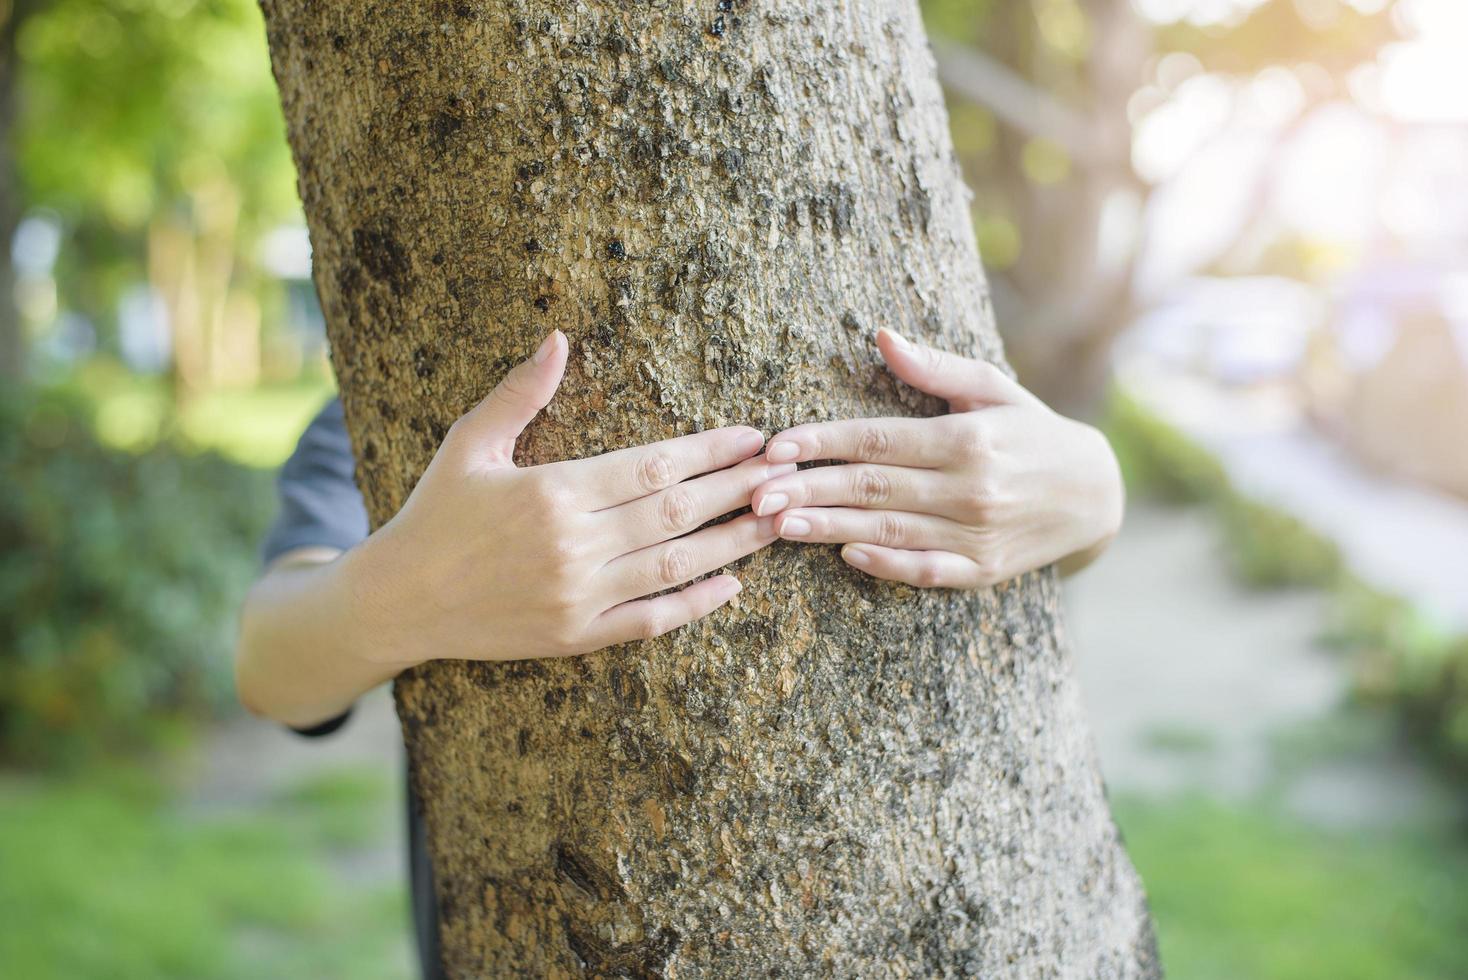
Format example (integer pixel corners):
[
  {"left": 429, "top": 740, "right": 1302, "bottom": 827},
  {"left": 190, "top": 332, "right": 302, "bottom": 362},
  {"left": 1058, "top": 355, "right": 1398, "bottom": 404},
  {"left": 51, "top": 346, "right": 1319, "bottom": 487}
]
[
  {"left": 751, "top": 328, "right": 1124, "bottom": 589},
  {"left": 236, "top": 546, "right": 401, "bottom": 729},
  {"left": 236, "top": 330, "right": 787, "bottom": 729}
]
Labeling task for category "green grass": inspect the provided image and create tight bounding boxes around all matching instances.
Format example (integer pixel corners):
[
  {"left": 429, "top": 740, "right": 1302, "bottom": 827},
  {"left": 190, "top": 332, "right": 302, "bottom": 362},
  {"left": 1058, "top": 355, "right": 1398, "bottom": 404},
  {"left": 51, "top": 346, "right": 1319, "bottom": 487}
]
[
  {"left": 0, "top": 766, "right": 410, "bottom": 980},
  {"left": 1117, "top": 795, "right": 1468, "bottom": 980}
]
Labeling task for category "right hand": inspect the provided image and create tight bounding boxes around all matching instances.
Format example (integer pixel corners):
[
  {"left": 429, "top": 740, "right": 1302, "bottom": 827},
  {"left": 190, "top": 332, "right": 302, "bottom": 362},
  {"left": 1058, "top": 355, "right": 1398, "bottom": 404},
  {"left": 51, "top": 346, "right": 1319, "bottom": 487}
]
[{"left": 346, "top": 329, "right": 788, "bottom": 666}]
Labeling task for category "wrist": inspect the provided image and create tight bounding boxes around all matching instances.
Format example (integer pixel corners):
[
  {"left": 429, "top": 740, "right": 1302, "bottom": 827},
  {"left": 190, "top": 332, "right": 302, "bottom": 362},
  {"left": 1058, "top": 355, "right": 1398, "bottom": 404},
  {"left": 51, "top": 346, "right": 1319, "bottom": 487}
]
[{"left": 336, "top": 528, "right": 429, "bottom": 671}]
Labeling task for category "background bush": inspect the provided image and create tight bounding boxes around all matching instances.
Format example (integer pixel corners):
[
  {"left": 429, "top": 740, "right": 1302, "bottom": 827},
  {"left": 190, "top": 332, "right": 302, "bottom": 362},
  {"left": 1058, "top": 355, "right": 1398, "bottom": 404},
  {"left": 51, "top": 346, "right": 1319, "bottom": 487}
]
[{"left": 0, "top": 387, "right": 275, "bottom": 767}]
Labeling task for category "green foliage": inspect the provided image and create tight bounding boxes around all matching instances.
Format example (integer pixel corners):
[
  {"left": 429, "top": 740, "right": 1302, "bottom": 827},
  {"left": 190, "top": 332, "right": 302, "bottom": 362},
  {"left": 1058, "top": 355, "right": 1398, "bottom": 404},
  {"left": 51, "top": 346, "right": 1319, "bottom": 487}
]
[
  {"left": 1104, "top": 391, "right": 1229, "bottom": 505},
  {"left": 1116, "top": 794, "right": 1468, "bottom": 980},
  {"left": 0, "top": 765, "right": 409, "bottom": 980},
  {"left": 1325, "top": 581, "right": 1468, "bottom": 773},
  {"left": 0, "top": 386, "right": 275, "bottom": 766}
]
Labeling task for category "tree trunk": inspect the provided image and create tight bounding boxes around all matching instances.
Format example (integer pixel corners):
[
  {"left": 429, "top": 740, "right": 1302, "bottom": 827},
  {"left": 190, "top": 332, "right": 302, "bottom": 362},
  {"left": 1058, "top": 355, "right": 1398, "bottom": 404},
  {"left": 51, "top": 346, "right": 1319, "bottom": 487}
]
[{"left": 260, "top": 1, "right": 1158, "bottom": 975}]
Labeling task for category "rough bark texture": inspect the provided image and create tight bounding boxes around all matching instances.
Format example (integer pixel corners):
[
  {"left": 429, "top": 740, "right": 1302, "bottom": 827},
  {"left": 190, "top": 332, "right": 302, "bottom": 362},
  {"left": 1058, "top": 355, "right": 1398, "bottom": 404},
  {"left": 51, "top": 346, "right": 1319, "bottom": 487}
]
[{"left": 260, "top": 1, "right": 1158, "bottom": 975}]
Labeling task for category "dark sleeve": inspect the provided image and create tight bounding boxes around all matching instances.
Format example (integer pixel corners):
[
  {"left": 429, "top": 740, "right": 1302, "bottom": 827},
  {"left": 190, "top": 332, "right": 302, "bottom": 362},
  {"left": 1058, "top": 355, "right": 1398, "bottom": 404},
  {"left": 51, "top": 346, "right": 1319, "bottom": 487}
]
[
  {"left": 260, "top": 397, "right": 370, "bottom": 565},
  {"left": 258, "top": 396, "right": 370, "bottom": 737}
]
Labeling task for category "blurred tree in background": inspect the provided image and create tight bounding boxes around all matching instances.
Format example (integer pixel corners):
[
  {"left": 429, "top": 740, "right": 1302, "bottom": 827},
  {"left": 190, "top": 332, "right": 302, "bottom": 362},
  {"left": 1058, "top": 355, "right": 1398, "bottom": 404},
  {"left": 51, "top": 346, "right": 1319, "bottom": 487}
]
[
  {"left": 11, "top": 0, "right": 301, "bottom": 396},
  {"left": 922, "top": 0, "right": 1400, "bottom": 411}
]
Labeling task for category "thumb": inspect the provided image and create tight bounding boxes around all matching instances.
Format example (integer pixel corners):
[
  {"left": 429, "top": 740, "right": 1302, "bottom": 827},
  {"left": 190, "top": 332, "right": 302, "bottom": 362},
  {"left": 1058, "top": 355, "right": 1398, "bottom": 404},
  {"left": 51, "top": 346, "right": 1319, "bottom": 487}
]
[
  {"left": 875, "top": 328, "right": 1033, "bottom": 412},
  {"left": 455, "top": 329, "right": 567, "bottom": 463}
]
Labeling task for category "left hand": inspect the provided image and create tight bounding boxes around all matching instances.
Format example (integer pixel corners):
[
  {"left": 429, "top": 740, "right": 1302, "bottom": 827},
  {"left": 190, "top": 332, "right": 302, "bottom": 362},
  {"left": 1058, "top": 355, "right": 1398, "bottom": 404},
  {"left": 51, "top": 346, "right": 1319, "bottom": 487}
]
[{"left": 751, "top": 328, "right": 1124, "bottom": 589}]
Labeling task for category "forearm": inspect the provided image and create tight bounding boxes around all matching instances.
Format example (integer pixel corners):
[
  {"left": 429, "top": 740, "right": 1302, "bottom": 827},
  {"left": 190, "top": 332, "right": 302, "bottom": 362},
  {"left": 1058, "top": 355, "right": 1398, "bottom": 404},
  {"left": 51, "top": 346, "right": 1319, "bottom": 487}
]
[{"left": 235, "top": 545, "right": 412, "bottom": 729}]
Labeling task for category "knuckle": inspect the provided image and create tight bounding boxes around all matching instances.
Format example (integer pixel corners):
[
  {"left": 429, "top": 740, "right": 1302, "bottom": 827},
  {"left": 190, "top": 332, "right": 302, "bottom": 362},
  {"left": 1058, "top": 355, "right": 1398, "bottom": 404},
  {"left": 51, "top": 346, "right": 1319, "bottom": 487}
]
[
  {"left": 853, "top": 466, "right": 892, "bottom": 506},
  {"left": 656, "top": 545, "right": 694, "bottom": 586},
  {"left": 952, "top": 419, "right": 989, "bottom": 464},
  {"left": 966, "top": 477, "right": 1001, "bottom": 524},
  {"left": 636, "top": 452, "right": 677, "bottom": 494},
  {"left": 970, "top": 557, "right": 1001, "bottom": 588},
  {"left": 524, "top": 470, "right": 572, "bottom": 514},
  {"left": 658, "top": 489, "right": 697, "bottom": 534},
  {"left": 545, "top": 619, "right": 582, "bottom": 655},
  {"left": 916, "top": 563, "right": 945, "bottom": 589},
  {"left": 876, "top": 512, "right": 906, "bottom": 547},
  {"left": 856, "top": 424, "right": 894, "bottom": 462},
  {"left": 638, "top": 610, "right": 672, "bottom": 642}
]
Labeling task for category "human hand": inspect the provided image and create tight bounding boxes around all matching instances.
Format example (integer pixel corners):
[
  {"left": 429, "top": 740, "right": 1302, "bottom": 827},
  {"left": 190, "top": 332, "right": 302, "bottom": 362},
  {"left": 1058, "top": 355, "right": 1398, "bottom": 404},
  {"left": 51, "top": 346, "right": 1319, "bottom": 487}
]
[
  {"left": 749, "top": 328, "right": 1123, "bottom": 589},
  {"left": 347, "top": 330, "right": 788, "bottom": 666}
]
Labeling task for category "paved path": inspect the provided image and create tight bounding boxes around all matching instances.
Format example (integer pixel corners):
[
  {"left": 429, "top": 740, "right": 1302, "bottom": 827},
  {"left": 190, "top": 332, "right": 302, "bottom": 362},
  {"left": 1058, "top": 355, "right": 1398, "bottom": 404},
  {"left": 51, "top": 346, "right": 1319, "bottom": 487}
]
[{"left": 1067, "top": 502, "right": 1462, "bottom": 830}]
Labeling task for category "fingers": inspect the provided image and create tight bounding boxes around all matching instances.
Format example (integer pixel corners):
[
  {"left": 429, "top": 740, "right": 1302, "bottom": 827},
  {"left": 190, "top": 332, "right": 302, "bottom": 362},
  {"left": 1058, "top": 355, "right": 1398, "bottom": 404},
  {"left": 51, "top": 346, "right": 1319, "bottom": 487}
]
[
  {"left": 602, "top": 455, "right": 798, "bottom": 555},
  {"left": 772, "top": 507, "right": 969, "bottom": 551},
  {"left": 875, "top": 328, "right": 1033, "bottom": 412},
  {"left": 584, "top": 574, "right": 743, "bottom": 649},
  {"left": 751, "top": 463, "right": 944, "bottom": 519},
  {"left": 599, "top": 512, "right": 777, "bottom": 605},
  {"left": 453, "top": 330, "right": 568, "bottom": 463},
  {"left": 575, "top": 426, "right": 766, "bottom": 509},
  {"left": 763, "top": 415, "right": 962, "bottom": 468},
  {"left": 839, "top": 543, "right": 987, "bottom": 589}
]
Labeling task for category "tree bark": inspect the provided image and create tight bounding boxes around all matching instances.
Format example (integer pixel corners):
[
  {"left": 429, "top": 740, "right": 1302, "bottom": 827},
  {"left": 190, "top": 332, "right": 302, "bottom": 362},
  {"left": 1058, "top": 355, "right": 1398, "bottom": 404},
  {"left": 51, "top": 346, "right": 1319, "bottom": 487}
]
[{"left": 260, "top": 1, "right": 1158, "bottom": 975}]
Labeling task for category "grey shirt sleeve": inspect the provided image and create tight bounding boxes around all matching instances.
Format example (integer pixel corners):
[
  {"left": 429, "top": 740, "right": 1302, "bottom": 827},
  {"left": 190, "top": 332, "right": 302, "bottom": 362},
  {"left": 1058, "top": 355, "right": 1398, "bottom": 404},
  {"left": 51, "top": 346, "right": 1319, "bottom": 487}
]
[
  {"left": 260, "top": 397, "right": 370, "bottom": 566},
  {"left": 259, "top": 396, "right": 370, "bottom": 736}
]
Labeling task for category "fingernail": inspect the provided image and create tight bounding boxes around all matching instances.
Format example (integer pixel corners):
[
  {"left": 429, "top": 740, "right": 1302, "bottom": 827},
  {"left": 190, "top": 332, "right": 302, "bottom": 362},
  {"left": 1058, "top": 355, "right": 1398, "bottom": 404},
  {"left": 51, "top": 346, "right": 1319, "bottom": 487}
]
[
  {"left": 881, "top": 328, "right": 911, "bottom": 351},
  {"left": 735, "top": 428, "right": 765, "bottom": 454},
  {"left": 766, "top": 441, "right": 799, "bottom": 463},
  {"left": 532, "top": 330, "right": 561, "bottom": 363},
  {"left": 756, "top": 492, "right": 788, "bottom": 517},
  {"left": 781, "top": 515, "right": 811, "bottom": 538},
  {"left": 725, "top": 577, "right": 743, "bottom": 597},
  {"left": 843, "top": 545, "right": 871, "bottom": 567}
]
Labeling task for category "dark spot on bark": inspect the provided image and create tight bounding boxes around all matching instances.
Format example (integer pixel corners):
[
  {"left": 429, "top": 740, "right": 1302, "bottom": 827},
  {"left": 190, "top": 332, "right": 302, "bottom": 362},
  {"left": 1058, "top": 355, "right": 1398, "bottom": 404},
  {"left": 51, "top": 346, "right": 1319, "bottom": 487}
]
[
  {"left": 362, "top": 439, "right": 378, "bottom": 463},
  {"left": 453, "top": 1, "right": 473, "bottom": 17},
  {"left": 517, "top": 160, "right": 546, "bottom": 180},
  {"left": 554, "top": 843, "right": 625, "bottom": 902},
  {"left": 533, "top": 296, "right": 551, "bottom": 312},
  {"left": 352, "top": 225, "right": 412, "bottom": 296},
  {"left": 841, "top": 311, "right": 861, "bottom": 332},
  {"left": 331, "top": 33, "right": 345, "bottom": 51},
  {"left": 709, "top": 15, "right": 725, "bottom": 37},
  {"left": 412, "top": 345, "right": 437, "bottom": 379},
  {"left": 431, "top": 251, "right": 444, "bottom": 266},
  {"left": 606, "top": 239, "right": 626, "bottom": 260},
  {"left": 718, "top": 0, "right": 734, "bottom": 10},
  {"left": 718, "top": 147, "right": 743, "bottom": 175},
  {"left": 659, "top": 753, "right": 697, "bottom": 797},
  {"left": 608, "top": 665, "right": 648, "bottom": 711},
  {"left": 563, "top": 917, "right": 680, "bottom": 976},
  {"left": 544, "top": 687, "right": 566, "bottom": 710},
  {"left": 524, "top": 237, "right": 542, "bottom": 254},
  {"left": 430, "top": 107, "right": 463, "bottom": 147},
  {"left": 517, "top": 728, "right": 530, "bottom": 755}
]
